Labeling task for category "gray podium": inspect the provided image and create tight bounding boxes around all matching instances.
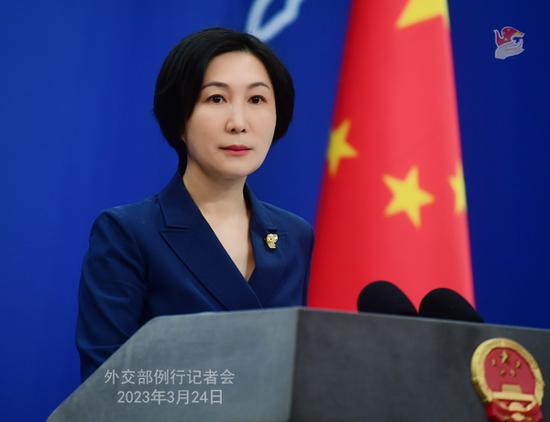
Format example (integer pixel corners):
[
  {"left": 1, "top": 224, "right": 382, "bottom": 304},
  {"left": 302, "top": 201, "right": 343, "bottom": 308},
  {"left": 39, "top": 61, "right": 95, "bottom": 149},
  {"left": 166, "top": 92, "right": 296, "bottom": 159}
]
[{"left": 48, "top": 307, "right": 549, "bottom": 421}]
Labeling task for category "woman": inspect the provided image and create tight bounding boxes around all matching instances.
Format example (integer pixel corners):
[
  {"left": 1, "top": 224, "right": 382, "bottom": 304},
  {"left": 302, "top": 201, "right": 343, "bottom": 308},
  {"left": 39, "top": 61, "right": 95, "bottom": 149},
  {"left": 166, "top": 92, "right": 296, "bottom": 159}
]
[{"left": 76, "top": 28, "right": 314, "bottom": 382}]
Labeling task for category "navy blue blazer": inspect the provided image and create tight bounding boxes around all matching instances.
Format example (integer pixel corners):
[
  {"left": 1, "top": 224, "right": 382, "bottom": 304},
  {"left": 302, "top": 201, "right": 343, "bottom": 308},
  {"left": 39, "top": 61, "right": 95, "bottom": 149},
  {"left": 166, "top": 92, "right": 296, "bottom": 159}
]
[{"left": 76, "top": 173, "right": 314, "bottom": 381}]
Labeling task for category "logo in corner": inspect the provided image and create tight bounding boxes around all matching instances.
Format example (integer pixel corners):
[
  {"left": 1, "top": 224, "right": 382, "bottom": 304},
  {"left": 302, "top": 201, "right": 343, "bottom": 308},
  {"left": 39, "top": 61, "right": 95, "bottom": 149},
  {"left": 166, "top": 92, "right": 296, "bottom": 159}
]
[
  {"left": 494, "top": 26, "right": 525, "bottom": 59},
  {"left": 471, "top": 338, "right": 544, "bottom": 422}
]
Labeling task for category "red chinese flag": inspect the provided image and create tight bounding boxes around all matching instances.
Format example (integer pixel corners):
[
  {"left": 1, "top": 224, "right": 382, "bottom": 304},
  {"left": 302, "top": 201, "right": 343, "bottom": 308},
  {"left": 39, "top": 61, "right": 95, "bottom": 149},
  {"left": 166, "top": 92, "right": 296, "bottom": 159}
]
[{"left": 309, "top": 0, "right": 474, "bottom": 310}]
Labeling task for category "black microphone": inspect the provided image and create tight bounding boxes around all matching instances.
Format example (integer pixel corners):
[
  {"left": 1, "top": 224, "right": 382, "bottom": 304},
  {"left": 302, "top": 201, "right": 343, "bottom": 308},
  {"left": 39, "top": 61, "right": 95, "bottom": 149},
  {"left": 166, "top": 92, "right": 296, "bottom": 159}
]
[
  {"left": 419, "top": 288, "right": 483, "bottom": 323},
  {"left": 357, "top": 280, "right": 418, "bottom": 316}
]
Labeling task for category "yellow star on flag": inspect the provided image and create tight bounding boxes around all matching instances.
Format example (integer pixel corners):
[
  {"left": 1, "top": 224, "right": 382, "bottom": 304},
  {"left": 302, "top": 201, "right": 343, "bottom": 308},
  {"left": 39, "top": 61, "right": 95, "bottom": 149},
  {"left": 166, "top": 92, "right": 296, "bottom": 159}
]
[
  {"left": 449, "top": 162, "right": 467, "bottom": 214},
  {"left": 327, "top": 119, "right": 358, "bottom": 177},
  {"left": 384, "top": 166, "right": 434, "bottom": 228},
  {"left": 396, "top": 0, "right": 449, "bottom": 29}
]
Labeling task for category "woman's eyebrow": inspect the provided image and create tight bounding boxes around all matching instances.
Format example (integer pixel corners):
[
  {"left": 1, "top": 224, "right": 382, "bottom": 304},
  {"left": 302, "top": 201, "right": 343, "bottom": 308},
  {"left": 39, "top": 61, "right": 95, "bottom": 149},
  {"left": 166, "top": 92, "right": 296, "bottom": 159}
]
[
  {"left": 201, "top": 81, "right": 272, "bottom": 90},
  {"left": 201, "top": 81, "right": 229, "bottom": 90},
  {"left": 248, "top": 81, "right": 272, "bottom": 90}
]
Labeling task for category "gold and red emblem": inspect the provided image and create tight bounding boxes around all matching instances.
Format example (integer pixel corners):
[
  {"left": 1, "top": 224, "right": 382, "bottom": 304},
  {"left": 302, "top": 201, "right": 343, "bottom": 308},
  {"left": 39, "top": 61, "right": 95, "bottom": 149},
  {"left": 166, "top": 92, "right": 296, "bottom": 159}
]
[{"left": 471, "top": 338, "right": 545, "bottom": 421}]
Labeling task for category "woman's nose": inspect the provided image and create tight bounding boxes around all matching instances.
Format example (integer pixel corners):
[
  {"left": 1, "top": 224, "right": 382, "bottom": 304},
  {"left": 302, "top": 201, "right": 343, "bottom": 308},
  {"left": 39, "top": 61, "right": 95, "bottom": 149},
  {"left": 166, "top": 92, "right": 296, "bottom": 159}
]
[{"left": 225, "top": 103, "right": 248, "bottom": 134}]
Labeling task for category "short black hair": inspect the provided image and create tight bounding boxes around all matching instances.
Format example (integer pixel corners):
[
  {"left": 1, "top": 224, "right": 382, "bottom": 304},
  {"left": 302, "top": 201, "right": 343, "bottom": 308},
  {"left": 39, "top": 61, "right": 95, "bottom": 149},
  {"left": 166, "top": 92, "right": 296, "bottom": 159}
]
[{"left": 153, "top": 27, "right": 295, "bottom": 169}]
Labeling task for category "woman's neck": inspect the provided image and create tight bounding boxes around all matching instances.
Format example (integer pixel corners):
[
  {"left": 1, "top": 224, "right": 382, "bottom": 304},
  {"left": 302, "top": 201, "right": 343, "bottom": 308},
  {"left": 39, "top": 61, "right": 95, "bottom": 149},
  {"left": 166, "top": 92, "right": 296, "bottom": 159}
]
[{"left": 182, "top": 160, "right": 248, "bottom": 220}]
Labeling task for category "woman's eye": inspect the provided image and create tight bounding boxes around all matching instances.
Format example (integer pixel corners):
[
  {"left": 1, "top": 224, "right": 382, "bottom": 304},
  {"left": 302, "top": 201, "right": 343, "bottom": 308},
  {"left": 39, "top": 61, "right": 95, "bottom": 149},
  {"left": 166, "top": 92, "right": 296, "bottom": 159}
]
[
  {"left": 250, "top": 95, "right": 266, "bottom": 104},
  {"left": 207, "top": 95, "right": 225, "bottom": 103}
]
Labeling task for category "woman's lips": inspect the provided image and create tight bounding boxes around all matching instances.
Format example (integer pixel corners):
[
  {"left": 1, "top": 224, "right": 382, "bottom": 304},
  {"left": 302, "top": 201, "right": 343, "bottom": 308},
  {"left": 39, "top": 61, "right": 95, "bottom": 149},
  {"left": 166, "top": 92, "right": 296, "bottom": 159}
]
[{"left": 220, "top": 145, "right": 251, "bottom": 156}]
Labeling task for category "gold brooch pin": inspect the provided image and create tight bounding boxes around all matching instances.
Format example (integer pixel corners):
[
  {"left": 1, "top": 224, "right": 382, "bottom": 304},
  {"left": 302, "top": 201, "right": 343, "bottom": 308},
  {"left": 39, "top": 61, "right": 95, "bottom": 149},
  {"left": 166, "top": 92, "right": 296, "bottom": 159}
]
[{"left": 265, "top": 233, "right": 278, "bottom": 249}]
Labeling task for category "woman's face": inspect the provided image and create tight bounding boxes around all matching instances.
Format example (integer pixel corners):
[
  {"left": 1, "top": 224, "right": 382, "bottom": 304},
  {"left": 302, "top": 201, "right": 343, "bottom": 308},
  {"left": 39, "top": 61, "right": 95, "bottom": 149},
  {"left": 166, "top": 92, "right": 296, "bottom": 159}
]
[{"left": 182, "top": 51, "right": 277, "bottom": 181}]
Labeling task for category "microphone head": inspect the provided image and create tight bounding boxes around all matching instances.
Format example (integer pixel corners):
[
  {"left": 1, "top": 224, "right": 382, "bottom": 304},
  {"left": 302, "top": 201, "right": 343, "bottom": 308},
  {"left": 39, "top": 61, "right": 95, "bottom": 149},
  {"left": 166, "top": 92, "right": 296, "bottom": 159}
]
[
  {"left": 419, "top": 288, "right": 483, "bottom": 323},
  {"left": 357, "top": 280, "right": 418, "bottom": 316}
]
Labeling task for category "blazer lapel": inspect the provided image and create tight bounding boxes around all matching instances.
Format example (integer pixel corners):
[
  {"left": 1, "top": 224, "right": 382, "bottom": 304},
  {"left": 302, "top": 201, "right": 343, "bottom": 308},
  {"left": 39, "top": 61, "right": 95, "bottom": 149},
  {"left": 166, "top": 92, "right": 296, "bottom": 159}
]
[
  {"left": 158, "top": 173, "right": 262, "bottom": 311},
  {"left": 245, "top": 186, "right": 286, "bottom": 305}
]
